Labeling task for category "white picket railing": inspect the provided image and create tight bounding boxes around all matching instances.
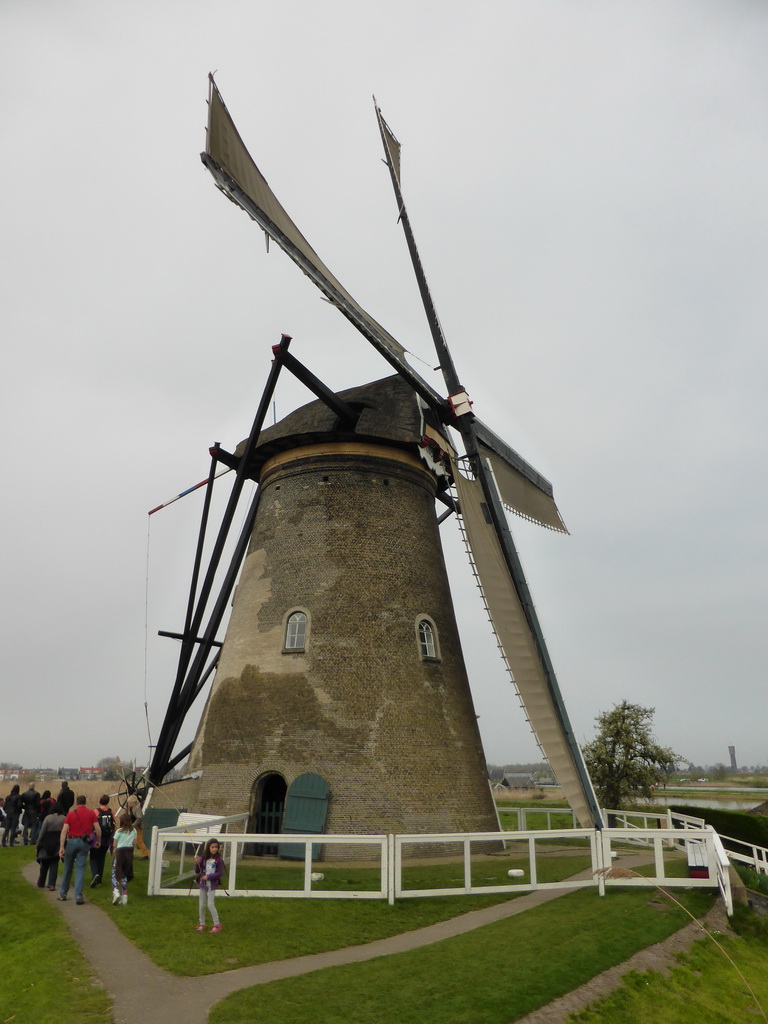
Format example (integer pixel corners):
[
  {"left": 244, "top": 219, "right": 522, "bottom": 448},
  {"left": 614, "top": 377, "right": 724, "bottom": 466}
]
[
  {"left": 393, "top": 829, "right": 599, "bottom": 900},
  {"left": 496, "top": 806, "right": 578, "bottom": 830},
  {"left": 147, "top": 817, "right": 732, "bottom": 911},
  {"left": 148, "top": 820, "right": 390, "bottom": 901}
]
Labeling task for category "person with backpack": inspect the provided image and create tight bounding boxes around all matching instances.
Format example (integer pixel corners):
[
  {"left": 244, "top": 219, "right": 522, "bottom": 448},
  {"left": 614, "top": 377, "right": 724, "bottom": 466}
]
[{"left": 89, "top": 794, "right": 115, "bottom": 888}]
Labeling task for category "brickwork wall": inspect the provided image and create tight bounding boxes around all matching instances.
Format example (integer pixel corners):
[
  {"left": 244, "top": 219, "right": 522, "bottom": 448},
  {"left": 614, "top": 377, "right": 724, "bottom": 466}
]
[{"left": 190, "top": 442, "right": 498, "bottom": 838}]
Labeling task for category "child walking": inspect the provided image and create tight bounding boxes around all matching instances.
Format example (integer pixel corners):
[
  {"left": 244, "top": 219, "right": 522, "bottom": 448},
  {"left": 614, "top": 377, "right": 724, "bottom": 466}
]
[
  {"left": 111, "top": 811, "right": 137, "bottom": 906},
  {"left": 194, "top": 839, "right": 224, "bottom": 933}
]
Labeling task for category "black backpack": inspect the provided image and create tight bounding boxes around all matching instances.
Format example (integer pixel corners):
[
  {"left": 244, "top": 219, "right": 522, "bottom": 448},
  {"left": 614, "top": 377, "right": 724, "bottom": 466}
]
[{"left": 98, "top": 808, "right": 114, "bottom": 841}]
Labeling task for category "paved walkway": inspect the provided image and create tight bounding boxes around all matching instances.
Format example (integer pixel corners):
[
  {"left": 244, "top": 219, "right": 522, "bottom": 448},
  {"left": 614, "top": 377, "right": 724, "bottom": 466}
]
[{"left": 23, "top": 856, "right": 723, "bottom": 1024}]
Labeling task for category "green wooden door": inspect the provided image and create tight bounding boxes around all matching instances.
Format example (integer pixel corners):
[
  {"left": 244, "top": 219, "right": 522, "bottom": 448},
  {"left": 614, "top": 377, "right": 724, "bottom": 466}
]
[{"left": 279, "top": 772, "right": 330, "bottom": 860}]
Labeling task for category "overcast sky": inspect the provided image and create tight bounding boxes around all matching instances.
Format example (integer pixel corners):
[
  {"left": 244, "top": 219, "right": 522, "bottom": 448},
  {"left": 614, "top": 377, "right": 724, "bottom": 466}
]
[{"left": 2, "top": 1, "right": 767, "bottom": 776}]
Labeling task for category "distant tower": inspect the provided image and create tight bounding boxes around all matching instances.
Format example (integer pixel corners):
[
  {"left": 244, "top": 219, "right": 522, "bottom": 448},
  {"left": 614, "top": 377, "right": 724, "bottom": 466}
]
[
  {"left": 187, "top": 376, "right": 499, "bottom": 841},
  {"left": 729, "top": 745, "right": 737, "bottom": 771}
]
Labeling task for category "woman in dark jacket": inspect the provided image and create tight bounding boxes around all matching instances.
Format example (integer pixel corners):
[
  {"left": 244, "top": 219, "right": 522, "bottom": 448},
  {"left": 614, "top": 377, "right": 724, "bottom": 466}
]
[
  {"left": 36, "top": 802, "right": 65, "bottom": 889},
  {"left": 2, "top": 785, "right": 21, "bottom": 847},
  {"left": 38, "top": 790, "right": 54, "bottom": 820}
]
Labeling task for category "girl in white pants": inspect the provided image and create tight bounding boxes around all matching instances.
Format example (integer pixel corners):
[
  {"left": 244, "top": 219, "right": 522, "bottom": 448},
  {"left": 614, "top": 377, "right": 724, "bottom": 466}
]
[{"left": 194, "top": 839, "right": 224, "bottom": 933}]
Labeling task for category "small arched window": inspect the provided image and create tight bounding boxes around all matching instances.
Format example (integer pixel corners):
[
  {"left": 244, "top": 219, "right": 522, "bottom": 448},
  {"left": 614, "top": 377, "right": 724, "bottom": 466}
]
[
  {"left": 418, "top": 619, "right": 437, "bottom": 660},
  {"left": 284, "top": 611, "right": 308, "bottom": 652}
]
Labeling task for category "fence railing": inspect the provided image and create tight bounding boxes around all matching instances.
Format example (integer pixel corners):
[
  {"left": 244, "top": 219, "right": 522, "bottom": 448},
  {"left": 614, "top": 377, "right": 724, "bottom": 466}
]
[
  {"left": 711, "top": 830, "right": 735, "bottom": 915},
  {"left": 597, "top": 826, "right": 732, "bottom": 913},
  {"left": 148, "top": 821, "right": 390, "bottom": 901},
  {"left": 148, "top": 819, "right": 731, "bottom": 910},
  {"left": 394, "top": 829, "right": 598, "bottom": 900},
  {"left": 496, "top": 806, "right": 578, "bottom": 831}
]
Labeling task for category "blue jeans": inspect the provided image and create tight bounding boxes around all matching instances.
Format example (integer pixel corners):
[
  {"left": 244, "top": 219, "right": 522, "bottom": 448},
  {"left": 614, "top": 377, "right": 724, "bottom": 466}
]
[{"left": 59, "top": 837, "right": 89, "bottom": 899}]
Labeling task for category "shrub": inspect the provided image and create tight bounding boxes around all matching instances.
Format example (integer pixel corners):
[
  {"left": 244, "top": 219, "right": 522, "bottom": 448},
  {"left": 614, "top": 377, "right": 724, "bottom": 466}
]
[{"left": 670, "top": 805, "right": 768, "bottom": 852}]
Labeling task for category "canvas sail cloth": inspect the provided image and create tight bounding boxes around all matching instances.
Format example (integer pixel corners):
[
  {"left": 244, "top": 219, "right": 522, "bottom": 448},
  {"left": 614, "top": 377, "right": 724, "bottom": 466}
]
[
  {"left": 453, "top": 462, "right": 598, "bottom": 827},
  {"left": 477, "top": 437, "right": 567, "bottom": 534},
  {"left": 205, "top": 80, "right": 568, "bottom": 537},
  {"left": 203, "top": 79, "right": 439, "bottom": 400},
  {"left": 377, "top": 106, "right": 568, "bottom": 537}
]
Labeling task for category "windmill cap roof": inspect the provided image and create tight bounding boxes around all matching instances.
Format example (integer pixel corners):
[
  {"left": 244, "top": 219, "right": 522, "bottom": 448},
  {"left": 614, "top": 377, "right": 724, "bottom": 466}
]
[{"left": 234, "top": 375, "right": 448, "bottom": 479}]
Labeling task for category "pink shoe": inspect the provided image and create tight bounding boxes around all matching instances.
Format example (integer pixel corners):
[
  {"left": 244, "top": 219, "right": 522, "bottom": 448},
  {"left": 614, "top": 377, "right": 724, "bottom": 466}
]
[
  {"left": 195, "top": 924, "right": 206, "bottom": 932},
  {"left": 209, "top": 924, "right": 222, "bottom": 934}
]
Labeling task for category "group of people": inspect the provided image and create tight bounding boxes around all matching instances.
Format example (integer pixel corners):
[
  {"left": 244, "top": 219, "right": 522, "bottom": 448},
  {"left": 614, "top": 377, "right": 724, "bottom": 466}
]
[
  {"left": 3, "top": 780, "right": 226, "bottom": 931},
  {"left": 0, "top": 781, "right": 54, "bottom": 847},
  {"left": 2, "top": 781, "right": 151, "bottom": 908}
]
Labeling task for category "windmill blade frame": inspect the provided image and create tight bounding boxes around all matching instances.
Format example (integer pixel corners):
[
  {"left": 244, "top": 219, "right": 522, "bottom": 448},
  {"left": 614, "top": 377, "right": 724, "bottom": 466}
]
[
  {"left": 148, "top": 335, "right": 290, "bottom": 786},
  {"left": 373, "top": 101, "right": 602, "bottom": 828}
]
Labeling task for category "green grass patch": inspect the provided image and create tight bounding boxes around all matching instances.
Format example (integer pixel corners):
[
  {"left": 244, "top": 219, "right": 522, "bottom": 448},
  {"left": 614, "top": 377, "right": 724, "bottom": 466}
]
[
  {"left": 498, "top": 809, "right": 580, "bottom": 831},
  {"left": 213, "top": 886, "right": 715, "bottom": 1024},
  {"left": 96, "top": 853, "right": 590, "bottom": 975},
  {"left": 670, "top": 805, "right": 768, "bottom": 850},
  {"left": 0, "top": 848, "right": 111, "bottom": 1024},
  {"left": 569, "top": 919, "right": 768, "bottom": 1023},
  {"left": 495, "top": 797, "right": 571, "bottom": 810},
  {"left": 735, "top": 863, "right": 768, "bottom": 898},
  {"left": 8, "top": 841, "right": 741, "bottom": 1024},
  {"left": 161, "top": 851, "right": 592, "bottom": 895}
]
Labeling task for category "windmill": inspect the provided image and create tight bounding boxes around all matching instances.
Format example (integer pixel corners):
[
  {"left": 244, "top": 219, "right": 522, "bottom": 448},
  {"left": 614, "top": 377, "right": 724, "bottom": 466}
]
[{"left": 147, "top": 77, "right": 603, "bottom": 839}]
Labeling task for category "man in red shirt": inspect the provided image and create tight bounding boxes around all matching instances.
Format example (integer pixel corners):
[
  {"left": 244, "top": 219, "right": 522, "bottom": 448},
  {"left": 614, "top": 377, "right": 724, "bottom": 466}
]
[{"left": 58, "top": 795, "right": 101, "bottom": 905}]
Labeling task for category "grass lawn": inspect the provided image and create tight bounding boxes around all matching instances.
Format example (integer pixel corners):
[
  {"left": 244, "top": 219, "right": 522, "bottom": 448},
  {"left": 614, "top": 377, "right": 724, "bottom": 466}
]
[
  {"left": 569, "top": 908, "right": 768, "bottom": 1023},
  {"left": 0, "top": 847, "right": 111, "bottom": 1024},
  {"left": 7, "top": 841, "right": 765, "bottom": 1024},
  {"left": 94, "top": 851, "right": 593, "bottom": 975},
  {"left": 213, "top": 886, "right": 717, "bottom": 1024}
]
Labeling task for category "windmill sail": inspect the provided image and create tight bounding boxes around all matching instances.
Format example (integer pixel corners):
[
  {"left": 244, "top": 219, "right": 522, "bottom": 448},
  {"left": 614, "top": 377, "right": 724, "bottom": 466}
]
[
  {"left": 202, "top": 78, "right": 444, "bottom": 413},
  {"left": 477, "top": 437, "right": 567, "bottom": 533},
  {"left": 374, "top": 102, "right": 601, "bottom": 828},
  {"left": 375, "top": 103, "right": 568, "bottom": 537},
  {"left": 453, "top": 463, "right": 598, "bottom": 825}
]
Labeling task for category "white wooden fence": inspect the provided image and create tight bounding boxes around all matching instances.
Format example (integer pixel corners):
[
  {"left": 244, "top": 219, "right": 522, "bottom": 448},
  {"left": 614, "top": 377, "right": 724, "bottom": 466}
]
[{"left": 147, "top": 814, "right": 733, "bottom": 912}]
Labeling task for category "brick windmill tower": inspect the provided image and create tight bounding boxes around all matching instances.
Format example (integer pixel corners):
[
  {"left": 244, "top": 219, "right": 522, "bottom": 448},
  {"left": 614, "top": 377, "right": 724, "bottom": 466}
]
[
  {"left": 146, "top": 79, "right": 603, "bottom": 842},
  {"left": 185, "top": 373, "right": 497, "bottom": 836}
]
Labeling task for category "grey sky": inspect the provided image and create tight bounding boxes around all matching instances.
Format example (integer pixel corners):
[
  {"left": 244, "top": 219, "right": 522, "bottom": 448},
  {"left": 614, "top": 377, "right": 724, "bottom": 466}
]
[{"left": 2, "top": 1, "right": 767, "bottom": 773}]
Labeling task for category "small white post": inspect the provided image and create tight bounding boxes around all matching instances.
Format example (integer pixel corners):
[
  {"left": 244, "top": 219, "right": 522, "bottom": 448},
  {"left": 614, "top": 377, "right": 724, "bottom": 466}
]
[
  {"left": 304, "top": 840, "right": 313, "bottom": 894},
  {"left": 147, "top": 825, "right": 159, "bottom": 895},
  {"left": 653, "top": 835, "right": 665, "bottom": 880},
  {"left": 595, "top": 830, "right": 606, "bottom": 898},
  {"left": 528, "top": 835, "right": 537, "bottom": 888},
  {"left": 228, "top": 837, "right": 238, "bottom": 892},
  {"left": 464, "top": 838, "right": 472, "bottom": 892}
]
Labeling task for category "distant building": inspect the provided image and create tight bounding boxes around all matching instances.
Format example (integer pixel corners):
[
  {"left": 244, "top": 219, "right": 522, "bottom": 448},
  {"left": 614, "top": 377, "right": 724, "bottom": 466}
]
[{"left": 492, "top": 772, "right": 537, "bottom": 791}]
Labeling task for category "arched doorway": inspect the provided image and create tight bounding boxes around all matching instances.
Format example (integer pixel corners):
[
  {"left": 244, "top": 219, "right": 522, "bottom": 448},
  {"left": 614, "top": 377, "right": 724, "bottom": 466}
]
[{"left": 249, "top": 772, "right": 287, "bottom": 856}]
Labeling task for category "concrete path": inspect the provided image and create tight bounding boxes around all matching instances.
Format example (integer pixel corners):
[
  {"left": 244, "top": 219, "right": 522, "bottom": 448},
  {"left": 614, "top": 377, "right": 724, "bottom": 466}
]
[{"left": 23, "top": 855, "right": 715, "bottom": 1024}]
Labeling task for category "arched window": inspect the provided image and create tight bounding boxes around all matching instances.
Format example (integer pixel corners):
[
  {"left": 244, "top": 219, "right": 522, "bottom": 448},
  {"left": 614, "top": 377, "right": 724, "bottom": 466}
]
[
  {"left": 284, "top": 611, "right": 308, "bottom": 651},
  {"left": 418, "top": 619, "right": 437, "bottom": 660}
]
